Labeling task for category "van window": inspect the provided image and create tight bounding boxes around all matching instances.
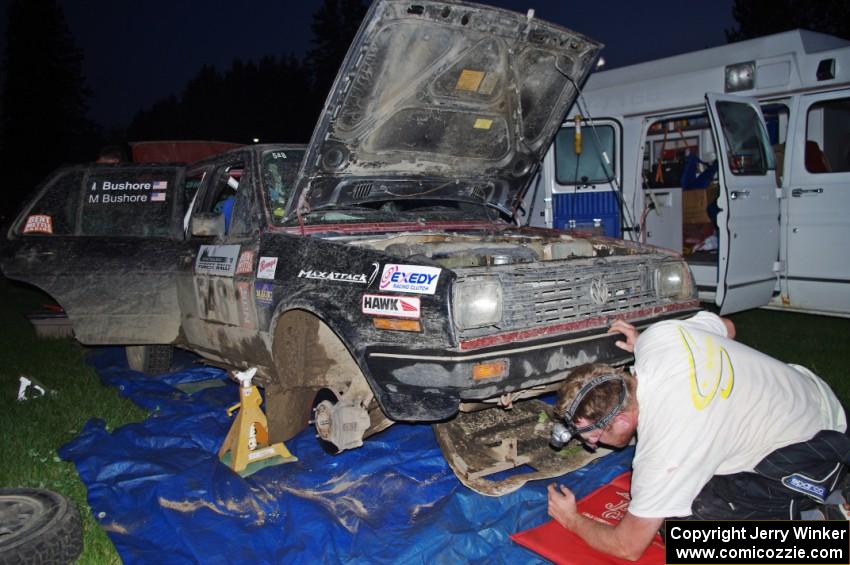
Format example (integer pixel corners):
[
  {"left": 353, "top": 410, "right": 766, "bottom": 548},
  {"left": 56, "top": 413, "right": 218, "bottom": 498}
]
[
  {"left": 805, "top": 98, "right": 850, "bottom": 174},
  {"left": 761, "top": 103, "right": 790, "bottom": 145},
  {"left": 715, "top": 101, "right": 774, "bottom": 175},
  {"left": 554, "top": 124, "right": 615, "bottom": 185},
  {"left": 643, "top": 115, "right": 715, "bottom": 189},
  {"left": 81, "top": 168, "right": 178, "bottom": 237},
  {"left": 16, "top": 169, "right": 83, "bottom": 236}
]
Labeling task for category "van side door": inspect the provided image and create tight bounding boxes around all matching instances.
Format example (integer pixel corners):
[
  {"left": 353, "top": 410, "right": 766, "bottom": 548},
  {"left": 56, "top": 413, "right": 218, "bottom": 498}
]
[
  {"left": 783, "top": 91, "right": 850, "bottom": 315},
  {"left": 705, "top": 93, "right": 780, "bottom": 314}
]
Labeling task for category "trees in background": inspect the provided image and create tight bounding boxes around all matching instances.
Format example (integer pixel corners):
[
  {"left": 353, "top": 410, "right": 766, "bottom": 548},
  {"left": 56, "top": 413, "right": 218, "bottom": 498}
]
[
  {"left": 0, "top": 0, "right": 97, "bottom": 218},
  {"left": 0, "top": 0, "right": 369, "bottom": 219},
  {"left": 127, "top": 0, "right": 368, "bottom": 145},
  {"left": 727, "top": 0, "right": 850, "bottom": 42},
  {"left": 127, "top": 56, "right": 314, "bottom": 144}
]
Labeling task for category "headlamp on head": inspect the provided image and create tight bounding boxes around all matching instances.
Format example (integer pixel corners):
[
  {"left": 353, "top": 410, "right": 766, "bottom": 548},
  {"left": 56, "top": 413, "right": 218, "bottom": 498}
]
[{"left": 550, "top": 373, "right": 627, "bottom": 450}]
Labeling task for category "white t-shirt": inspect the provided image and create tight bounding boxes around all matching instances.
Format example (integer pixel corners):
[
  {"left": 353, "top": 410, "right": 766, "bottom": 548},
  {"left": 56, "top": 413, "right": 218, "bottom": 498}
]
[{"left": 628, "top": 311, "right": 846, "bottom": 518}]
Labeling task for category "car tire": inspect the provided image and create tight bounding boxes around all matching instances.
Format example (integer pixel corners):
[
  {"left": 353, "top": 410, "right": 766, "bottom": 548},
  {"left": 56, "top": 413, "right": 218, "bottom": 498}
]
[
  {"left": 0, "top": 488, "right": 83, "bottom": 565},
  {"left": 125, "top": 345, "right": 173, "bottom": 375}
]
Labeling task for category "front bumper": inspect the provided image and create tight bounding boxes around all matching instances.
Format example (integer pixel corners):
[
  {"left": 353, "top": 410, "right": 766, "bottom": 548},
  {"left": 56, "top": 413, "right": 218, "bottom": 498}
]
[{"left": 364, "top": 309, "right": 697, "bottom": 421}]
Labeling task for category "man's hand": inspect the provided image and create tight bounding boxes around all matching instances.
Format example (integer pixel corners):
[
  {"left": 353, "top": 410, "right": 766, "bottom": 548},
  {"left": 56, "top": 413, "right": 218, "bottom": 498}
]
[
  {"left": 608, "top": 319, "right": 638, "bottom": 353},
  {"left": 547, "top": 483, "right": 579, "bottom": 529},
  {"left": 721, "top": 316, "right": 736, "bottom": 340}
]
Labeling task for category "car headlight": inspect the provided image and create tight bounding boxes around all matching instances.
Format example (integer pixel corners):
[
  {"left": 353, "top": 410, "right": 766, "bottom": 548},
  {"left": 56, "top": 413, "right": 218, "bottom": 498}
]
[
  {"left": 655, "top": 261, "right": 692, "bottom": 299},
  {"left": 453, "top": 278, "right": 502, "bottom": 330}
]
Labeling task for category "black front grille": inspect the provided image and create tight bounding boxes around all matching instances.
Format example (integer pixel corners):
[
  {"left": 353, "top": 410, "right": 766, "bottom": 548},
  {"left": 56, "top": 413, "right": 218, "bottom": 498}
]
[{"left": 455, "top": 254, "right": 662, "bottom": 339}]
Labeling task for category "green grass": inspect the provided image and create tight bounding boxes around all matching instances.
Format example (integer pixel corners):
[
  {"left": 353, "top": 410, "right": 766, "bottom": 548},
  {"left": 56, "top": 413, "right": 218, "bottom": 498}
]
[
  {"left": 0, "top": 277, "right": 147, "bottom": 564},
  {"left": 729, "top": 308, "right": 850, "bottom": 405},
  {"left": 0, "top": 276, "right": 847, "bottom": 562}
]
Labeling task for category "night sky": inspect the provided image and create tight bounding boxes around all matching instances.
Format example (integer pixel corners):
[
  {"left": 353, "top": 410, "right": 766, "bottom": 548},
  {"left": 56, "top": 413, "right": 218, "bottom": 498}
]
[{"left": 1, "top": 0, "right": 736, "bottom": 129}]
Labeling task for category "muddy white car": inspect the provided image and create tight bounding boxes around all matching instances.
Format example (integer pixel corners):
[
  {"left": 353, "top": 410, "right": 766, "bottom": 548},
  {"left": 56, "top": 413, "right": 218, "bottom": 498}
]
[{"left": 2, "top": 0, "right": 698, "bottom": 492}]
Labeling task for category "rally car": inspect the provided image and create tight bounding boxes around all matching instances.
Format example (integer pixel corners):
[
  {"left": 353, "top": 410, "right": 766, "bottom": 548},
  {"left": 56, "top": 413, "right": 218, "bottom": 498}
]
[{"left": 2, "top": 0, "right": 698, "bottom": 490}]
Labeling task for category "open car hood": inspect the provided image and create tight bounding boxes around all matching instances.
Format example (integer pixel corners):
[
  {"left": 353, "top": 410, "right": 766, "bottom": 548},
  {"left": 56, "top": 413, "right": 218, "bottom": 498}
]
[{"left": 290, "top": 0, "right": 601, "bottom": 218}]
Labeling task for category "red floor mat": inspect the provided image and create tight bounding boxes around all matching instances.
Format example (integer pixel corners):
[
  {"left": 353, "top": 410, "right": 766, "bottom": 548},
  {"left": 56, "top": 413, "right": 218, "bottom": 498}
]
[{"left": 511, "top": 472, "right": 665, "bottom": 565}]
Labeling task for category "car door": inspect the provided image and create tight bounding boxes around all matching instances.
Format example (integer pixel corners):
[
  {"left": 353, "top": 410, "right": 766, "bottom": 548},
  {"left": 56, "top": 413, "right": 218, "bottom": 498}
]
[
  {"left": 2, "top": 164, "right": 186, "bottom": 344},
  {"left": 783, "top": 91, "right": 850, "bottom": 315},
  {"left": 176, "top": 151, "right": 266, "bottom": 365},
  {"left": 705, "top": 93, "right": 780, "bottom": 314}
]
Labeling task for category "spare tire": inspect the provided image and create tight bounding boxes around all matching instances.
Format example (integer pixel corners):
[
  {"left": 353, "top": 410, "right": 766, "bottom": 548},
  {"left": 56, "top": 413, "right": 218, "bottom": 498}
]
[
  {"left": 0, "top": 488, "right": 83, "bottom": 565},
  {"left": 126, "top": 345, "right": 173, "bottom": 375}
]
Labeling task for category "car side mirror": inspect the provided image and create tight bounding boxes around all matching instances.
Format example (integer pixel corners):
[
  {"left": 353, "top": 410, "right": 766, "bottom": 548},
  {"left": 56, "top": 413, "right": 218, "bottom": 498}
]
[{"left": 191, "top": 213, "right": 225, "bottom": 237}]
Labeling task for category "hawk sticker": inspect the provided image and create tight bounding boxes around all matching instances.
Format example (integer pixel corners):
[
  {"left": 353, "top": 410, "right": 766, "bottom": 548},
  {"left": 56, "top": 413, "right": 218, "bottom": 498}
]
[{"left": 361, "top": 294, "right": 421, "bottom": 319}]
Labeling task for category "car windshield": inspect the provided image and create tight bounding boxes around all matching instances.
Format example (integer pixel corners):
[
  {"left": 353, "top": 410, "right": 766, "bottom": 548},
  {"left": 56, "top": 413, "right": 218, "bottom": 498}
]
[{"left": 263, "top": 149, "right": 306, "bottom": 222}]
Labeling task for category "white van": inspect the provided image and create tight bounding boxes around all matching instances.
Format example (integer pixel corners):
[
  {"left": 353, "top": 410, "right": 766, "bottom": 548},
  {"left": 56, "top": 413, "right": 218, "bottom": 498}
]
[{"left": 521, "top": 29, "right": 850, "bottom": 317}]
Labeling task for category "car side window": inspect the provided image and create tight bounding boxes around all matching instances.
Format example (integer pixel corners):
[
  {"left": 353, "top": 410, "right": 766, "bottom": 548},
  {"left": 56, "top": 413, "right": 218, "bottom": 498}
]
[
  {"left": 16, "top": 169, "right": 83, "bottom": 236},
  {"left": 190, "top": 159, "right": 245, "bottom": 237},
  {"left": 805, "top": 97, "right": 850, "bottom": 174},
  {"left": 263, "top": 149, "right": 304, "bottom": 223},
  {"left": 80, "top": 167, "right": 180, "bottom": 237}
]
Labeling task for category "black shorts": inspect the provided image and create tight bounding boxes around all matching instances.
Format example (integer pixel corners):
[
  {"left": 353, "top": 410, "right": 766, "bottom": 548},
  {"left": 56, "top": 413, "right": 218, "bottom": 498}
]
[{"left": 683, "top": 429, "right": 850, "bottom": 520}]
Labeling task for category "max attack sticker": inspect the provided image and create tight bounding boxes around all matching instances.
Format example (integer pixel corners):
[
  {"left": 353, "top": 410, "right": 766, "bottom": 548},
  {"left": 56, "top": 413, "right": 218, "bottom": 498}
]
[
  {"left": 236, "top": 251, "right": 255, "bottom": 275},
  {"left": 298, "top": 262, "right": 380, "bottom": 285},
  {"left": 362, "top": 294, "right": 421, "bottom": 319},
  {"left": 257, "top": 256, "right": 278, "bottom": 279},
  {"left": 195, "top": 245, "right": 241, "bottom": 276},
  {"left": 379, "top": 264, "right": 441, "bottom": 295},
  {"left": 22, "top": 214, "right": 53, "bottom": 234}
]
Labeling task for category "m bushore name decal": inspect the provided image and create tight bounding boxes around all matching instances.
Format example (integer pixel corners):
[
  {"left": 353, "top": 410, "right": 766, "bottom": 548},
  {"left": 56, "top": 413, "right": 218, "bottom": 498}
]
[
  {"left": 87, "top": 179, "right": 168, "bottom": 205},
  {"left": 665, "top": 520, "right": 848, "bottom": 564}
]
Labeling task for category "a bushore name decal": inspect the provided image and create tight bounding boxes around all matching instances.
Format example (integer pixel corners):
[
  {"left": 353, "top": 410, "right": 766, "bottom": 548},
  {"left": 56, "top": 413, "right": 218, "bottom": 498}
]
[
  {"left": 22, "top": 214, "right": 53, "bottom": 234},
  {"left": 379, "top": 264, "right": 441, "bottom": 294},
  {"left": 361, "top": 294, "right": 421, "bottom": 319},
  {"left": 87, "top": 179, "right": 168, "bottom": 205},
  {"left": 195, "top": 245, "right": 241, "bottom": 276}
]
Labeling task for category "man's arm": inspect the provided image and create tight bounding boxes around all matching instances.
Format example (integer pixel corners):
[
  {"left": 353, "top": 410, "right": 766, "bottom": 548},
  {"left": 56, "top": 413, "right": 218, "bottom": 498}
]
[{"left": 548, "top": 484, "right": 662, "bottom": 561}]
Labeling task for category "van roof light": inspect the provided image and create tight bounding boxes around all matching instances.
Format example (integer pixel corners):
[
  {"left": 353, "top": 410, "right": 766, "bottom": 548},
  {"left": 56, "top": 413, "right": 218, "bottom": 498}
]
[
  {"left": 816, "top": 58, "right": 835, "bottom": 81},
  {"left": 725, "top": 62, "right": 755, "bottom": 92}
]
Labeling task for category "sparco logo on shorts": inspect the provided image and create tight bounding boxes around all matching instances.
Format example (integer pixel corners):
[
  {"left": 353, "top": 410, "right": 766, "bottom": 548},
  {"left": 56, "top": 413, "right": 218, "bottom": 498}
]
[
  {"left": 379, "top": 264, "right": 441, "bottom": 295},
  {"left": 783, "top": 474, "right": 828, "bottom": 501}
]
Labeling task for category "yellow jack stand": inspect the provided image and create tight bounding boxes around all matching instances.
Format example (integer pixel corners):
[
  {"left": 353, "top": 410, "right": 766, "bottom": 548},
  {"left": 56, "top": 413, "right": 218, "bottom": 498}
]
[{"left": 218, "top": 368, "right": 297, "bottom": 476}]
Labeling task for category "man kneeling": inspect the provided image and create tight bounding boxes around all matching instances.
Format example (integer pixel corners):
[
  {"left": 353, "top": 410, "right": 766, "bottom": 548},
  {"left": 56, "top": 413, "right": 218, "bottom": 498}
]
[{"left": 547, "top": 312, "right": 849, "bottom": 561}]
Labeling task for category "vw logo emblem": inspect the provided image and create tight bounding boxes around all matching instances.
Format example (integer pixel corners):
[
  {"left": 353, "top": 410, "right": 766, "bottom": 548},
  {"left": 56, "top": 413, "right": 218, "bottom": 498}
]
[{"left": 589, "top": 278, "right": 609, "bottom": 305}]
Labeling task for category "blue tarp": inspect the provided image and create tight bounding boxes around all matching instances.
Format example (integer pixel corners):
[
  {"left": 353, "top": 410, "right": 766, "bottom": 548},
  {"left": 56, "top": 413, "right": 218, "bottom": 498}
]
[{"left": 59, "top": 348, "right": 633, "bottom": 564}]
